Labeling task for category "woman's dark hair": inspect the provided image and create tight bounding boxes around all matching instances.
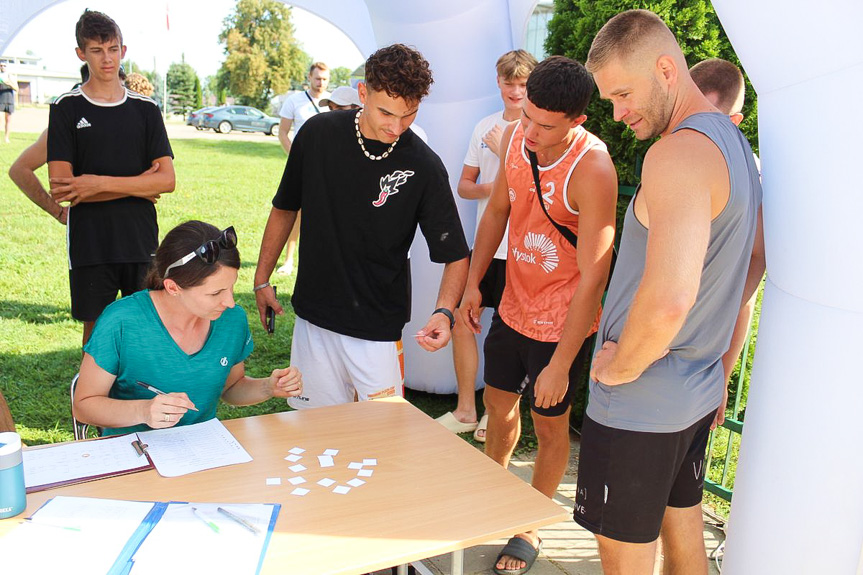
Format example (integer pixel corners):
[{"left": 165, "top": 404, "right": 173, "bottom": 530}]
[
  {"left": 364, "top": 44, "right": 433, "bottom": 105},
  {"left": 526, "top": 56, "right": 594, "bottom": 119},
  {"left": 145, "top": 221, "right": 240, "bottom": 290}
]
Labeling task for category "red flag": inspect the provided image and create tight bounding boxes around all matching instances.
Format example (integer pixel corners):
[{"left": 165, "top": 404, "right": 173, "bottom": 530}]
[{"left": 166, "top": 3, "right": 170, "bottom": 32}]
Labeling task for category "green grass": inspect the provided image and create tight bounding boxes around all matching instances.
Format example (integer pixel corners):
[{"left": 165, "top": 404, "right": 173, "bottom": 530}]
[{"left": 0, "top": 132, "right": 540, "bottom": 452}]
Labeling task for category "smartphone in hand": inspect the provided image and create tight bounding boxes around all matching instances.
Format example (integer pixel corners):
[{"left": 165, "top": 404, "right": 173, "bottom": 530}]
[{"left": 266, "top": 286, "right": 277, "bottom": 334}]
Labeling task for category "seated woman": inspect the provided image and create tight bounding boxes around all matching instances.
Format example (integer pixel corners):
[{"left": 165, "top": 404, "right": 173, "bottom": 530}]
[{"left": 73, "top": 220, "right": 302, "bottom": 436}]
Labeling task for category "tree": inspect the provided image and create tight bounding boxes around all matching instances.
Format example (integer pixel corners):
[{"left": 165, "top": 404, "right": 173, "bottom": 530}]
[
  {"left": 545, "top": 0, "right": 758, "bottom": 185},
  {"left": 329, "top": 66, "right": 352, "bottom": 88},
  {"left": 166, "top": 57, "right": 199, "bottom": 118},
  {"left": 218, "top": 0, "right": 308, "bottom": 110},
  {"left": 194, "top": 75, "right": 203, "bottom": 110}
]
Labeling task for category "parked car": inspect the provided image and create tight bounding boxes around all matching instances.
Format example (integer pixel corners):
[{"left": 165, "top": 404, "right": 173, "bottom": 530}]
[
  {"left": 186, "top": 106, "right": 217, "bottom": 129},
  {"left": 199, "top": 105, "right": 280, "bottom": 136}
]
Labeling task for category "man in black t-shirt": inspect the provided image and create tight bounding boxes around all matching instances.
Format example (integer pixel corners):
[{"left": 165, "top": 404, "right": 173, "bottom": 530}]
[
  {"left": 47, "top": 10, "right": 175, "bottom": 345},
  {"left": 254, "top": 44, "right": 469, "bottom": 409}
]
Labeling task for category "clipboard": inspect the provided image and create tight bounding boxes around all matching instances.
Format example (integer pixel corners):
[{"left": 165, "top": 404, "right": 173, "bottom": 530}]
[{"left": 23, "top": 434, "right": 155, "bottom": 493}]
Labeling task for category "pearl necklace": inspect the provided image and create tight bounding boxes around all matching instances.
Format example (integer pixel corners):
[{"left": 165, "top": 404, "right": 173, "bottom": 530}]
[{"left": 355, "top": 109, "right": 399, "bottom": 160}]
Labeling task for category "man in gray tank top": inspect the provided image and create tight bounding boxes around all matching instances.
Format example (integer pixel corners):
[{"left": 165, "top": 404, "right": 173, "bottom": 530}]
[{"left": 573, "top": 10, "right": 765, "bottom": 575}]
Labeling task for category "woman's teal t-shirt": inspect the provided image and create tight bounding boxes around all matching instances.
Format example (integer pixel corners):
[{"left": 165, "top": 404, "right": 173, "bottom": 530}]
[{"left": 83, "top": 290, "right": 254, "bottom": 436}]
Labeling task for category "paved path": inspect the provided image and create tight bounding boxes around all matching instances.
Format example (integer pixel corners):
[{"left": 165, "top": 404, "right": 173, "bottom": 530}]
[{"left": 375, "top": 443, "right": 724, "bottom": 575}]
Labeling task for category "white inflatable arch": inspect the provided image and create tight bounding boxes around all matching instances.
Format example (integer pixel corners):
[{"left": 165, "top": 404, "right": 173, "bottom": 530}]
[{"left": 4, "top": 3, "right": 861, "bottom": 568}]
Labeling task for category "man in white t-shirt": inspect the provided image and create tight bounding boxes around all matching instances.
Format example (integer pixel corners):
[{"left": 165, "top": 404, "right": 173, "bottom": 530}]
[
  {"left": 436, "top": 50, "right": 537, "bottom": 440},
  {"left": 276, "top": 62, "right": 330, "bottom": 275}
]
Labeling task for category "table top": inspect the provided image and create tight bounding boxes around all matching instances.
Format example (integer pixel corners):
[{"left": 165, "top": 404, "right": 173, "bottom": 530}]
[{"left": 1, "top": 398, "right": 568, "bottom": 574}]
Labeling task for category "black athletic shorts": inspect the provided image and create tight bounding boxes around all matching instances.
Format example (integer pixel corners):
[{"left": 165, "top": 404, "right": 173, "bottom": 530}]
[
  {"left": 478, "top": 257, "right": 506, "bottom": 310},
  {"left": 573, "top": 410, "right": 715, "bottom": 543},
  {"left": 483, "top": 313, "right": 592, "bottom": 417},
  {"left": 69, "top": 262, "right": 150, "bottom": 321}
]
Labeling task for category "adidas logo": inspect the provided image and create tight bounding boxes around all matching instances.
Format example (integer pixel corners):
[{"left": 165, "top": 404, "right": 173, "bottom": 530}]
[{"left": 76, "top": 117, "right": 91, "bottom": 129}]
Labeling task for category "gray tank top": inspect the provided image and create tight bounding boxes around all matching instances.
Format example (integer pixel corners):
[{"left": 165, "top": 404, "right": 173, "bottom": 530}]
[{"left": 586, "top": 113, "right": 762, "bottom": 432}]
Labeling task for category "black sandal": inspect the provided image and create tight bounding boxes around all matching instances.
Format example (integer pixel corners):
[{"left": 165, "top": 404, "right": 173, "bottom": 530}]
[{"left": 493, "top": 536, "right": 542, "bottom": 575}]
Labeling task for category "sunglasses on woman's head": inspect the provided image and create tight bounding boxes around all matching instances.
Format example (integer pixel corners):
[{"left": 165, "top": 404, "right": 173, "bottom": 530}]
[{"left": 164, "top": 226, "right": 237, "bottom": 278}]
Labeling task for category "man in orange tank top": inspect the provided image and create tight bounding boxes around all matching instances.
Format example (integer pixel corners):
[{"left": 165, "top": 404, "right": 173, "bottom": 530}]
[{"left": 460, "top": 56, "right": 617, "bottom": 574}]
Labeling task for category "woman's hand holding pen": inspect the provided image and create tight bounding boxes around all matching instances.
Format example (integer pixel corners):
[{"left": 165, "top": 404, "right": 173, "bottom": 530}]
[
  {"left": 268, "top": 366, "right": 303, "bottom": 399},
  {"left": 143, "top": 392, "right": 197, "bottom": 429}
]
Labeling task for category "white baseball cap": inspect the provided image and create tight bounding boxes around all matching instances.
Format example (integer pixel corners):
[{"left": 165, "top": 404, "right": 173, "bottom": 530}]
[{"left": 319, "top": 86, "right": 361, "bottom": 108}]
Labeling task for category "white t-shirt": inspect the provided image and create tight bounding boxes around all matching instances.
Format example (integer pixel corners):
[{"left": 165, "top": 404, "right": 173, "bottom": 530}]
[
  {"left": 279, "top": 90, "right": 330, "bottom": 136},
  {"left": 464, "top": 110, "right": 511, "bottom": 260}
]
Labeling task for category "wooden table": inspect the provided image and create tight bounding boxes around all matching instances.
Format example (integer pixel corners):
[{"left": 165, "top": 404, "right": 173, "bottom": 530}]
[{"left": 1, "top": 398, "right": 567, "bottom": 574}]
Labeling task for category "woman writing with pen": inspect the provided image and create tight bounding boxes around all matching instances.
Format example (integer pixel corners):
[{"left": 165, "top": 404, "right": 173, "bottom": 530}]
[{"left": 72, "top": 220, "right": 303, "bottom": 436}]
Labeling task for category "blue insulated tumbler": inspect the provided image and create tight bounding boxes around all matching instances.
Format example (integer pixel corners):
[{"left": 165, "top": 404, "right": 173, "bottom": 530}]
[{"left": 0, "top": 431, "right": 26, "bottom": 519}]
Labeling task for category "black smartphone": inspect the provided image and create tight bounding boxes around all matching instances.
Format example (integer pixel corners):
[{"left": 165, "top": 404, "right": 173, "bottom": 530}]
[{"left": 266, "top": 286, "right": 276, "bottom": 334}]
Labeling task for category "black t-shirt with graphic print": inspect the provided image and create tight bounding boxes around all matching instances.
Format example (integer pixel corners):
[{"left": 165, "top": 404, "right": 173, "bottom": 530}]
[
  {"left": 48, "top": 88, "right": 173, "bottom": 268},
  {"left": 272, "top": 109, "right": 469, "bottom": 342}
]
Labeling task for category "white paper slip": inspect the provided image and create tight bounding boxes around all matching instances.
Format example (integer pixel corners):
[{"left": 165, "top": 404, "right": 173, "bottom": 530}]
[
  {"left": 266, "top": 477, "right": 281, "bottom": 486},
  {"left": 318, "top": 455, "right": 334, "bottom": 467},
  {"left": 288, "top": 447, "right": 305, "bottom": 455},
  {"left": 284, "top": 454, "right": 302, "bottom": 462},
  {"left": 348, "top": 462, "right": 363, "bottom": 470},
  {"left": 291, "top": 488, "right": 310, "bottom": 496},
  {"left": 137, "top": 419, "right": 252, "bottom": 478},
  {"left": 317, "top": 478, "right": 336, "bottom": 487},
  {"left": 333, "top": 485, "right": 351, "bottom": 494},
  {"left": 347, "top": 478, "right": 365, "bottom": 487},
  {"left": 322, "top": 448, "right": 339, "bottom": 456},
  {"left": 357, "top": 469, "right": 373, "bottom": 477},
  {"left": 288, "top": 464, "right": 307, "bottom": 473},
  {"left": 362, "top": 458, "right": 378, "bottom": 466},
  {"left": 288, "top": 476, "right": 306, "bottom": 485}
]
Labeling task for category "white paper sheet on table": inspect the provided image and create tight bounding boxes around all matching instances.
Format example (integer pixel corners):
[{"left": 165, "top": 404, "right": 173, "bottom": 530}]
[
  {"left": 0, "top": 495, "right": 155, "bottom": 575},
  {"left": 137, "top": 418, "right": 252, "bottom": 477},
  {"left": 130, "top": 502, "right": 276, "bottom": 575}
]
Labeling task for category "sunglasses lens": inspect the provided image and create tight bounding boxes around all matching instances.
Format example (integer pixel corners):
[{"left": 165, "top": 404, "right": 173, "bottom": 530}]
[
  {"left": 198, "top": 241, "right": 220, "bottom": 264},
  {"left": 222, "top": 227, "right": 238, "bottom": 249}
]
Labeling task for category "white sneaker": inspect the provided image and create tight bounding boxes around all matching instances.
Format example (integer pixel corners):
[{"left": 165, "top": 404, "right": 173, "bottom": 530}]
[{"left": 276, "top": 260, "right": 294, "bottom": 275}]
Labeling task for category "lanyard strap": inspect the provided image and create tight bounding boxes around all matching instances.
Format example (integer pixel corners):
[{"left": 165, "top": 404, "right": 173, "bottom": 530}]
[{"left": 304, "top": 91, "right": 321, "bottom": 114}]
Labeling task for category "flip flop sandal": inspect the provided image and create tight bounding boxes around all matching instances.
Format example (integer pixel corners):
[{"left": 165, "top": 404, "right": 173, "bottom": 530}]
[
  {"left": 493, "top": 536, "right": 542, "bottom": 575},
  {"left": 435, "top": 411, "right": 478, "bottom": 434},
  {"left": 473, "top": 413, "right": 489, "bottom": 443}
]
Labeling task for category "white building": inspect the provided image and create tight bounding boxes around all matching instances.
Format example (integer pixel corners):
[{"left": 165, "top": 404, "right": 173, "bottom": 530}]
[{"left": 0, "top": 54, "right": 80, "bottom": 104}]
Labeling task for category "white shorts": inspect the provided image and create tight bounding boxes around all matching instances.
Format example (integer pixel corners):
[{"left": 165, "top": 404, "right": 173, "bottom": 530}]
[{"left": 288, "top": 317, "right": 405, "bottom": 409}]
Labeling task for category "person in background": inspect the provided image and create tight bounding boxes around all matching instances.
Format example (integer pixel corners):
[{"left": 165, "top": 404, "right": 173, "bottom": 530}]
[
  {"left": 125, "top": 72, "right": 154, "bottom": 98},
  {"left": 254, "top": 44, "right": 469, "bottom": 411},
  {"left": 73, "top": 221, "right": 303, "bottom": 436},
  {"left": 0, "top": 61, "right": 19, "bottom": 143},
  {"left": 7, "top": 65, "right": 94, "bottom": 225},
  {"left": 48, "top": 9, "right": 175, "bottom": 345},
  {"left": 436, "top": 49, "right": 537, "bottom": 442},
  {"left": 319, "top": 85, "right": 361, "bottom": 111},
  {"left": 690, "top": 57, "right": 765, "bottom": 427},
  {"left": 275, "top": 62, "right": 331, "bottom": 275}
]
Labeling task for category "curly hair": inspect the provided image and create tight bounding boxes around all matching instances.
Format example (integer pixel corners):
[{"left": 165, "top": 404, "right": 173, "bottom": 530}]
[
  {"left": 527, "top": 56, "right": 594, "bottom": 119},
  {"left": 364, "top": 44, "right": 433, "bottom": 105},
  {"left": 75, "top": 9, "right": 123, "bottom": 50},
  {"left": 126, "top": 73, "right": 154, "bottom": 97}
]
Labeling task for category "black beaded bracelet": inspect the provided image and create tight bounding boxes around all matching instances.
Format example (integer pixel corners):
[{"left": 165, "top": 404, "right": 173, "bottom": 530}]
[{"left": 432, "top": 307, "right": 455, "bottom": 330}]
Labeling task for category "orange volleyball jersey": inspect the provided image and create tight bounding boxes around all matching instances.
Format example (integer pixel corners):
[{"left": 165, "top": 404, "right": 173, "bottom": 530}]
[{"left": 498, "top": 123, "right": 606, "bottom": 342}]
